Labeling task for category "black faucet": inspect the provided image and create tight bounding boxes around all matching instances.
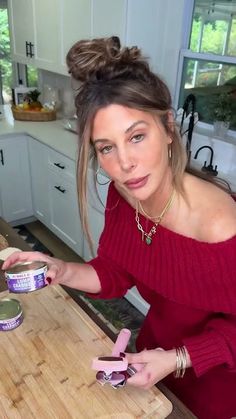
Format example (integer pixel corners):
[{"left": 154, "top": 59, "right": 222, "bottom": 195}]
[
  {"left": 194, "top": 146, "right": 218, "bottom": 176},
  {"left": 180, "top": 94, "right": 196, "bottom": 164}
]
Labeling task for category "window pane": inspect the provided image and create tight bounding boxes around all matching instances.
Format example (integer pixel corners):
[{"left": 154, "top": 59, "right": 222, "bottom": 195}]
[
  {"left": 0, "top": 7, "right": 13, "bottom": 104},
  {"left": 26, "top": 65, "right": 38, "bottom": 87},
  {"left": 179, "top": 57, "right": 236, "bottom": 129},
  {"left": 190, "top": 0, "right": 236, "bottom": 57}
]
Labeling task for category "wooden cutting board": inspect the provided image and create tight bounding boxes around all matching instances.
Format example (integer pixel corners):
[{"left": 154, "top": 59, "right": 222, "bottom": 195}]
[{"left": 0, "top": 285, "right": 172, "bottom": 418}]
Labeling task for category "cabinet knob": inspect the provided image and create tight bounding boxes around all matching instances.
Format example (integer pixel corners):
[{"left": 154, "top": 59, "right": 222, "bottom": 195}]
[
  {"left": 54, "top": 163, "right": 65, "bottom": 169},
  {"left": 0, "top": 149, "right": 4, "bottom": 166},
  {"left": 54, "top": 185, "right": 66, "bottom": 193}
]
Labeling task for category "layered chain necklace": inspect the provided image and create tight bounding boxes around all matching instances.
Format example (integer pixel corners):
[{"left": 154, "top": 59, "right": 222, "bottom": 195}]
[{"left": 135, "top": 189, "right": 175, "bottom": 245}]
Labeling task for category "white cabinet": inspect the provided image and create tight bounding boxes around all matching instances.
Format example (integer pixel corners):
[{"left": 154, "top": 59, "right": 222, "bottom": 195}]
[
  {"left": 8, "top": 0, "right": 60, "bottom": 72},
  {"left": 91, "top": 0, "right": 127, "bottom": 41},
  {"left": 28, "top": 139, "right": 83, "bottom": 256},
  {"left": 0, "top": 135, "right": 33, "bottom": 223},
  {"left": 33, "top": 0, "right": 60, "bottom": 71},
  {"left": 59, "top": 0, "right": 92, "bottom": 73},
  {"left": 28, "top": 139, "right": 50, "bottom": 224},
  {"left": 8, "top": 0, "right": 161, "bottom": 77},
  {"left": 48, "top": 170, "right": 83, "bottom": 255},
  {"left": 8, "top": 0, "right": 35, "bottom": 65}
]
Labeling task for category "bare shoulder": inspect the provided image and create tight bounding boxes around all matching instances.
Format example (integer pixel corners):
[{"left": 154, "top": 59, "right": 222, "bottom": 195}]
[{"left": 185, "top": 174, "right": 236, "bottom": 243}]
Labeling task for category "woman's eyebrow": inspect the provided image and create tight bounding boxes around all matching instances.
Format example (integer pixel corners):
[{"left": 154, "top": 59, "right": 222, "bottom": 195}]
[
  {"left": 93, "top": 120, "right": 149, "bottom": 144},
  {"left": 125, "top": 120, "right": 148, "bottom": 133},
  {"left": 93, "top": 138, "right": 110, "bottom": 145}
]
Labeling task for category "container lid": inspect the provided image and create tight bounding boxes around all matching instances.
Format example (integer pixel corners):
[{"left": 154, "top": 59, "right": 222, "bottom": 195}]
[
  {"left": 0, "top": 298, "right": 22, "bottom": 320},
  {"left": 5, "top": 261, "right": 47, "bottom": 274}
]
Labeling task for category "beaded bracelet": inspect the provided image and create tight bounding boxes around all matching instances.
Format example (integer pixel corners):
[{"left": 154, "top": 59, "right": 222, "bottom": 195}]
[{"left": 174, "top": 346, "right": 187, "bottom": 378}]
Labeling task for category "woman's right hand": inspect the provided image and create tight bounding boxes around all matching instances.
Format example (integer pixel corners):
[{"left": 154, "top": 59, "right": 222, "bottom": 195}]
[{"left": 2, "top": 251, "right": 68, "bottom": 286}]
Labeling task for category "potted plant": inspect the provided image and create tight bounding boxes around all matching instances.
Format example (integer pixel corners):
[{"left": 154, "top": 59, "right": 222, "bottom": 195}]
[{"left": 212, "top": 92, "right": 232, "bottom": 137}]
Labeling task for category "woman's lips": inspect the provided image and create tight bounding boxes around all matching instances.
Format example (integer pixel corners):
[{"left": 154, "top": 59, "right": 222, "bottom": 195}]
[{"left": 124, "top": 175, "right": 149, "bottom": 190}]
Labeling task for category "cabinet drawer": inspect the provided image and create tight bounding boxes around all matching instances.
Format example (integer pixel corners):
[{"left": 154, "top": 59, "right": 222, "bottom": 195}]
[{"left": 48, "top": 148, "right": 76, "bottom": 181}]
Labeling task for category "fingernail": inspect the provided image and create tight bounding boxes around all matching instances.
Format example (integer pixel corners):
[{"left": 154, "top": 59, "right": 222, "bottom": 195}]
[
  {"left": 120, "top": 352, "right": 126, "bottom": 358},
  {"left": 46, "top": 277, "right": 52, "bottom": 284}
]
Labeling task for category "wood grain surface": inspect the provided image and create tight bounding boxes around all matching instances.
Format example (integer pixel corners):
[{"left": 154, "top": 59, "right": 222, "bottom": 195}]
[{"left": 0, "top": 285, "right": 173, "bottom": 419}]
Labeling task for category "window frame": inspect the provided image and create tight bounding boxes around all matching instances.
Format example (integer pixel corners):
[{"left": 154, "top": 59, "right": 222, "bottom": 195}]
[{"left": 174, "top": 0, "right": 236, "bottom": 136}]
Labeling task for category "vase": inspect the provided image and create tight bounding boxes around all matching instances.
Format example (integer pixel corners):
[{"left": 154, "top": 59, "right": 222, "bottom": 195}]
[{"left": 213, "top": 120, "right": 230, "bottom": 138}]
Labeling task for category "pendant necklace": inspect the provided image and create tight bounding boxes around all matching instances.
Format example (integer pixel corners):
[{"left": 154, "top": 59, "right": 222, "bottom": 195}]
[{"left": 135, "top": 189, "right": 175, "bottom": 245}]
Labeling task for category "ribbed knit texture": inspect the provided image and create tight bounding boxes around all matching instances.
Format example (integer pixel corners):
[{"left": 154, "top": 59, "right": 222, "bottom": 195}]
[{"left": 88, "top": 182, "right": 236, "bottom": 419}]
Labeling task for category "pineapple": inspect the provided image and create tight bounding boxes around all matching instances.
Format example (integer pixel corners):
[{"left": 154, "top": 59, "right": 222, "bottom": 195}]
[{"left": 25, "top": 89, "right": 42, "bottom": 111}]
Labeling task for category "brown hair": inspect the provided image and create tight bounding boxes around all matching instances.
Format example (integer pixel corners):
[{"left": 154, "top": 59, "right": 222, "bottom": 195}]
[{"left": 66, "top": 36, "right": 187, "bottom": 253}]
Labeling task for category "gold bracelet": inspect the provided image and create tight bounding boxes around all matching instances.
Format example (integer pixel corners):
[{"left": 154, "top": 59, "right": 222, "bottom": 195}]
[{"left": 174, "top": 346, "right": 187, "bottom": 378}]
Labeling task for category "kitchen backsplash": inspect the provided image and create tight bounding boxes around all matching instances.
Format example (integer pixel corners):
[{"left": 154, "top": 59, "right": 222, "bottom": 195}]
[{"left": 39, "top": 70, "right": 76, "bottom": 118}]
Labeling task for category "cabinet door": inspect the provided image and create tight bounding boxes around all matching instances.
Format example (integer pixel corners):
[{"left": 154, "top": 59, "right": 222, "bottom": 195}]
[
  {"left": 8, "top": 0, "right": 35, "bottom": 64},
  {"left": 59, "top": 0, "right": 92, "bottom": 73},
  {"left": 28, "top": 139, "right": 50, "bottom": 225},
  {"left": 48, "top": 171, "right": 83, "bottom": 255},
  {"left": 0, "top": 136, "right": 33, "bottom": 222},
  {"left": 91, "top": 0, "right": 127, "bottom": 42},
  {"left": 33, "top": 0, "right": 60, "bottom": 72}
]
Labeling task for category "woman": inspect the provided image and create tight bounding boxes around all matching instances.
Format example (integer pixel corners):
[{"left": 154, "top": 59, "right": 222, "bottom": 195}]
[{"left": 3, "top": 37, "right": 236, "bottom": 418}]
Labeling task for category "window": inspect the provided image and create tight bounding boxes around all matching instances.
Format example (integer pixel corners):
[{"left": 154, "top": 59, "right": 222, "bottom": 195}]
[
  {"left": 26, "top": 65, "right": 38, "bottom": 87},
  {"left": 0, "top": 3, "right": 12, "bottom": 104},
  {"left": 178, "top": 0, "right": 236, "bottom": 131}
]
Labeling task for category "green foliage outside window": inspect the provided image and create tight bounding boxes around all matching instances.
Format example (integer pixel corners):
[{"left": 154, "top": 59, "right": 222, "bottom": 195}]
[
  {"left": 0, "top": 8, "right": 12, "bottom": 103},
  {"left": 180, "top": 2, "right": 236, "bottom": 130}
]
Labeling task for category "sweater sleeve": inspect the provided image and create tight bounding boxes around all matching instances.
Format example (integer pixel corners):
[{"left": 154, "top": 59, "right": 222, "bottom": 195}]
[
  {"left": 87, "top": 255, "right": 135, "bottom": 299},
  {"left": 183, "top": 314, "right": 236, "bottom": 377}
]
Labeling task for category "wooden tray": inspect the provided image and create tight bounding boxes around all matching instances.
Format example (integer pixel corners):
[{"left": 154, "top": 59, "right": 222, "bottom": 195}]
[
  {"left": 0, "top": 285, "right": 172, "bottom": 418},
  {"left": 12, "top": 106, "right": 56, "bottom": 122}
]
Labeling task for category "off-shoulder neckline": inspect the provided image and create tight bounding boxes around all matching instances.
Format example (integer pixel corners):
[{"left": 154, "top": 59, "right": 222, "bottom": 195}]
[{"left": 110, "top": 182, "right": 236, "bottom": 247}]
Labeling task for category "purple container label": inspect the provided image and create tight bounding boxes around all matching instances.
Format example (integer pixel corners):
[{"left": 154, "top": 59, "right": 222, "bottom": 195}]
[
  {"left": 6, "top": 266, "right": 47, "bottom": 293},
  {"left": 0, "top": 311, "right": 23, "bottom": 331}
]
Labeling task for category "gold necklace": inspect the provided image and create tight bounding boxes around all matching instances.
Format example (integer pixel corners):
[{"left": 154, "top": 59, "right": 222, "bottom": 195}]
[{"left": 135, "top": 190, "right": 175, "bottom": 245}]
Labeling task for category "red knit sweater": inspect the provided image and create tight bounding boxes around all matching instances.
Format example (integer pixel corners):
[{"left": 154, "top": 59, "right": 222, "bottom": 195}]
[{"left": 88, "top": 182, "right": 236, "bottom": 419}]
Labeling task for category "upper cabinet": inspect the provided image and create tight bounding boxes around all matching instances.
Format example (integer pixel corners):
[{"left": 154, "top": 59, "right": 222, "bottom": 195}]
[
  {"left": 8, "top": 0, "right": 60, "bottom": 72},
  {"left": 8, "top": 0, "right": 158, "bottom": 76},
  {"left": 8, "top": 0, "right": 35, "bottom": 65},
  {"left": 91, "top": 0, "right": 126, "bottom": 41},
  {"left": 59, "top": 0, "right": 92, "bottom": 73},
  {"left": 33, "top": 0, "right": 60, "bottom": 71}
]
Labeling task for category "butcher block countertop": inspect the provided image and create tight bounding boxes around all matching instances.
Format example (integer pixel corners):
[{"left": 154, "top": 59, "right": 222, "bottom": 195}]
[
  {"left": 0, "top": 218, "right": 196, "bottom": 418},
  {"left": 0, "top": 285, "right": 172, "bottom": 419}
]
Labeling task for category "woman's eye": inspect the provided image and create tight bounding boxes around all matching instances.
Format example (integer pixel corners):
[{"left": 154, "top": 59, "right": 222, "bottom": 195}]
[
  {"left": 131, "top": 134, "right": 144, "bottom": 143},
  {"left": 99, "top": 145, "right": 113, "bottom": 154}
]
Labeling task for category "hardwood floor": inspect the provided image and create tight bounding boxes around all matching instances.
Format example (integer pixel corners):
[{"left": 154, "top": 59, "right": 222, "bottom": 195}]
[{"left": 25, "top": 221, "right": 84, "bottom": 263}]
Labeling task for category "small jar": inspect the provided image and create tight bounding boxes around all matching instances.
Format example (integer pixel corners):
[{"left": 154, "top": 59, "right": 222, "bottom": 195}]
[
  {"left": 5, "top": 261, "right": 47, "bottom": 293},
  {"left": 0, "top": 298, "right": 23, "bottom": 331}
]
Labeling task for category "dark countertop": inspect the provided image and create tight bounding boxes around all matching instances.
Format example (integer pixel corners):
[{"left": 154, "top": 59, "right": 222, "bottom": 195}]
[{"left": 0, "top": 217, "right": 196, "bottom": 418}]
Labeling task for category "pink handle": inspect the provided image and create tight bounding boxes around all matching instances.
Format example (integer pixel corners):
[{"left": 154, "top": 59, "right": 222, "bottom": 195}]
[
  {"left": 92, "top": 357, "right": 128, "bottom": 374},
  {"left": 112, "top": 328, "right": 131, "bottom": 356}
]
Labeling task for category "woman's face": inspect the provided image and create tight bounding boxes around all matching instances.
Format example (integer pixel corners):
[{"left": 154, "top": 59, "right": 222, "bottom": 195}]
[{"left": 91, "top": 104, "right": 173, "bottom": 202}]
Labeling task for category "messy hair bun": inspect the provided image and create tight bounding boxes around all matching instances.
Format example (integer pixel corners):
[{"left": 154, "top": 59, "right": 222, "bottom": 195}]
[{"left": 66, "top": 36, "right": 149, "bottom": 83}]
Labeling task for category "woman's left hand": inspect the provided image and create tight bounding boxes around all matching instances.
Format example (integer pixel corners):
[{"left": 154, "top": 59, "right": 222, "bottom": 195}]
[{"left": 125, "top": 348, "right": 177, "bottom": 389}]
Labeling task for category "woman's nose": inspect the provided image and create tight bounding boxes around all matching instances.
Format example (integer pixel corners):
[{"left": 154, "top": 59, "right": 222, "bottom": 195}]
[{"left": 118, "top": 153, "right": 136, "bottom": 172}]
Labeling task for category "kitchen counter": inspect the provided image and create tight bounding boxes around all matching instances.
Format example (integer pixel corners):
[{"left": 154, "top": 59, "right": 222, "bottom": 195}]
[{"left": 0, "top": 105, "right": 78, "bottom": 160}]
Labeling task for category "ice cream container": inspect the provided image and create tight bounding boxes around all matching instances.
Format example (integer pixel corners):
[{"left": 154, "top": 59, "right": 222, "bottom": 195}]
[
  {"left": 0, "top": 298, "right": 23, "bottom": 331},
  {"left": 5, "top": 261, "right": 47, "bottom": 293}
]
